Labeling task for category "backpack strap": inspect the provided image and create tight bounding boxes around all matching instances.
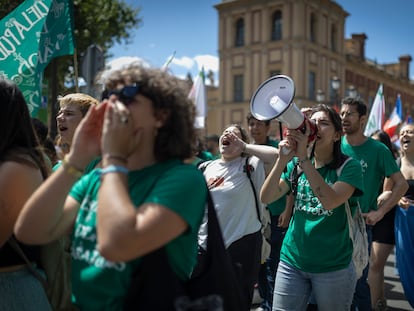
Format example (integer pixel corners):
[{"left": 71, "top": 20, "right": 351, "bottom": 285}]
[
  {"left": 336, "top": 156, "right": 357, "bottom": 239},
  {"left": 197, "top": 160, "right": 212, "bottom": 173},
  {"left": 244, "top": 157, "right": 262, "bottom": 224}
]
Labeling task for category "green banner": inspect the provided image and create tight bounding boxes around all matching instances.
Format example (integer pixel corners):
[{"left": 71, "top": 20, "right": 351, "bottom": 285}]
[{"left": 0, "top": 0, "right": 75, "bottom": 116}]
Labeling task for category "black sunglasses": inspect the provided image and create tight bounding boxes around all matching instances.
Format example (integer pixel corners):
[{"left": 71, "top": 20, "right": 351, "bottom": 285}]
[{"left": 108, "top": 83, "right": 139, "bottom": 105}]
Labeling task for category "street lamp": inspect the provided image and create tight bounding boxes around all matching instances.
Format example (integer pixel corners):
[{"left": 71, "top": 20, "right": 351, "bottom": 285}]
[
  {"left": 331, "top": 76, "right": 341, "bottom": 106},
  {"left": 316, "top": 89, "right": 325, "bottom": 104},
  {"left": 348, "top": 85, "right": 357, "bottom": 98}
]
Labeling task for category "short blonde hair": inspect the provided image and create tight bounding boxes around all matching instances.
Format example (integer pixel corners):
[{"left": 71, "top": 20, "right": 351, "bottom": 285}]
[{"left": 57, "top": 93, "right": 99, "bottom": 116}]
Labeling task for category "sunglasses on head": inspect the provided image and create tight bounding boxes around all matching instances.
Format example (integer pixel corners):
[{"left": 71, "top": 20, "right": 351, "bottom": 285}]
[{"left": 108, "top": 83, "right": 139, "bottom": 105}]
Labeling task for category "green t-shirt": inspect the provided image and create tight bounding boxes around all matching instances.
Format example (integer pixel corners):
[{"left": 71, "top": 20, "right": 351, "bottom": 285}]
[
  {"left": 69, "top": 159, "right": 207, "bottom": 311},
  {"left": 341, "top": 136, "right": 400, "bottom": 213},
  {"left": 280, "top": 158, "right": 364, "bottom": 273}
]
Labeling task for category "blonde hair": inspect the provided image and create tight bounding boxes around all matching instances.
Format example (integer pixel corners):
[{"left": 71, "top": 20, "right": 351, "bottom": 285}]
[{"left": 57, "top": 93, "right": 99, "bottom": 116}]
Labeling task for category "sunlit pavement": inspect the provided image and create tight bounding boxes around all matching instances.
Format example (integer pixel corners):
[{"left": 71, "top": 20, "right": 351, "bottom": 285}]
[{"left": 251, "top": 249, "right": 413, "bottom": 311}]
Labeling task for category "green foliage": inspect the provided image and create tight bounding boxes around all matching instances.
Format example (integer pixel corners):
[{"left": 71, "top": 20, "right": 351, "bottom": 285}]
[{"left": 73, "top": 0, "right": 141, "bottom": 54}]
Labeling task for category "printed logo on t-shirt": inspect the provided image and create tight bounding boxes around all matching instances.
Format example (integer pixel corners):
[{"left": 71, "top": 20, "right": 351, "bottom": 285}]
[
  {"left": 207, "top": 176, "right": 225, "bottom": 189},
  {"left": 72, "top": 194, "right": 127, "bottom": 271},
  {"left": 294, "top": 178, "right": 334, "bottom": 216},
  {"left": 360, "top": 159, "right": 368, "bottom": 173}
]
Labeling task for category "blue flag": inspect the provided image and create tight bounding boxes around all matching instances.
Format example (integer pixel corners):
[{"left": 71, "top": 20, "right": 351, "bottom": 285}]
[{"left": 395, "top": 94, "right": 403, "bottom": 120}]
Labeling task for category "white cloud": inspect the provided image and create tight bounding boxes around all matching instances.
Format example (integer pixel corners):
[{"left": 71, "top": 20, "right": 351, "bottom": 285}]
[
  {"left": 194, "top": 54, "right": 219, "bottom": 74},
  {"left": 171, "top": 56, "right": 194, "bottom": 70},
  {"left": 105, "top": 56, "right": 150, "bottom": 71},
  {"left": 167, "top": 54, "right": 219, "bottom": 86}
]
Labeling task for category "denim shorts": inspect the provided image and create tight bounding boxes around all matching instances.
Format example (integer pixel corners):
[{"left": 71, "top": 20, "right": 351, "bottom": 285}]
[
  {"left": 272, "top": 260, "right": 357, "bottom": 311},
  {"left": 0, "top": 267, "right": 52, "bottom": 311}
]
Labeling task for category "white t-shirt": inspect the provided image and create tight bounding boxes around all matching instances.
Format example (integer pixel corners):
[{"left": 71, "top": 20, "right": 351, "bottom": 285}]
[{"left": 198, "top": 156, "right": 265, "bottom": 248}]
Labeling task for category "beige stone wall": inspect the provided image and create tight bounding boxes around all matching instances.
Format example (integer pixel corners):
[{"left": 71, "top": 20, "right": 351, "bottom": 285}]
[{"left": 206, "top": 0, "right": 414, "bottom": 137}]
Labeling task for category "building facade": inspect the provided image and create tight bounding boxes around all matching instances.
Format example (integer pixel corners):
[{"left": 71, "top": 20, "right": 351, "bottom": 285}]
[{"left": 206, "top": 0, "right": 414, "bottom": 137}]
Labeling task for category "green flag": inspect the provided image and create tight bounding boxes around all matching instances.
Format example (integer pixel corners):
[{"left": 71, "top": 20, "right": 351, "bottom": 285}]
[{"left": 0, "top": 0, "right": 75, "bottom": 116}]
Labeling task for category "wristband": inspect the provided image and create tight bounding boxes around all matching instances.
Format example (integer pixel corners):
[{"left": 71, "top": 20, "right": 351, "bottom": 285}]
[
  {"left": 61, "top": 156, "right": 84, "bottom": 179},
  {"left": 100, "top": 165, "right": 129, "bottom": 176}
]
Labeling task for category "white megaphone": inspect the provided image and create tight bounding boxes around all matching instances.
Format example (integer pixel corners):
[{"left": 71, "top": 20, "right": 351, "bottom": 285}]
[{"left": 250, "top": 75, "right": 317, "bottom": 144}]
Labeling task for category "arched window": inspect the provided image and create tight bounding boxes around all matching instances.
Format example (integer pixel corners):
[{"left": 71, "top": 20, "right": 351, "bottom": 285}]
[
  {"left": 310, "top": 13, "right": 317, "bottom": 43},
  {"left": 271, "top": 10, "right": 282, "bottom": 41},
  {"left": 331, "top": 24, "right": 337, "bottom": 52},
  {"left": 235, "top": 18, "right": 244, "bottom": 47}
]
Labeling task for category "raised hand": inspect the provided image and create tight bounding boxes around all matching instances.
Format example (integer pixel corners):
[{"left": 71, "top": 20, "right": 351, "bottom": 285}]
[
  {"left": 101, "top": 101, "right": 139, "bottom": 160},
  {"left": 68, "top": 102, "right": 107, "bottom": 168}
]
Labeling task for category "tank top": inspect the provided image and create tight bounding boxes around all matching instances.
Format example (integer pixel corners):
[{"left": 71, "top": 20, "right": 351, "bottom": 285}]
[
  {"left": 0, "top": 238, "right": 40, "bottom": 267},
  {"left": 404, "top": 179, "right": 414, "bottom": 201}
]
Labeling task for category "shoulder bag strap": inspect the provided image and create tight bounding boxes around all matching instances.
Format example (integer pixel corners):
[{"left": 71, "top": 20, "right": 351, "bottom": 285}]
[
  {"left": 7, "top": 236, "right": 48, "bottom": 289},
  {"left": 343, "top": 200, "right": 355, "bottom": 241},
  {"left": 337, "top": 156, "right": 355, "bottom": 240},
  {"left": 244, "top": 157, "right": 262, "bottom": 224}
]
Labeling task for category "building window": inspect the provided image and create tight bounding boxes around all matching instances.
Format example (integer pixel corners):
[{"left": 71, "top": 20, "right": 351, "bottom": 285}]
[
  {"left": 271, "top": 10, "right": 282, "bottom": 41},
  {"left": 308, "top": 71, "right": 316, "bottom": 100},
  {"left": 235, "top": 18, "right": 245, "bottom": 47},
  {"left": 331, "top": 24, "right": 337, "bottom": 52},
  {"left": 310, "top": 13, "right": 317, "bottom": 43},
  {"left": 233, "top": 74, "right": 244, "bottom": 102}
]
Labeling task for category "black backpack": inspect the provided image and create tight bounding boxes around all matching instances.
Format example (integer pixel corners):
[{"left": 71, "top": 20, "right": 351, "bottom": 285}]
[{"left": 124, "top": 190, "right": 245, "bottom": 311}]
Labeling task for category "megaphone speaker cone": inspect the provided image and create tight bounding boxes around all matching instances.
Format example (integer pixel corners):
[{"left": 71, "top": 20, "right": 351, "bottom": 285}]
[{"left": 250, "top": 75, "right": 295, "bottom": 121}]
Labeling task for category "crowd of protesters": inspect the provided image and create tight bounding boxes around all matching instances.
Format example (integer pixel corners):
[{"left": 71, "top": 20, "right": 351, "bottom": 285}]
[{"left": 0, "top": 65, "right": 413, "bottom": 311}]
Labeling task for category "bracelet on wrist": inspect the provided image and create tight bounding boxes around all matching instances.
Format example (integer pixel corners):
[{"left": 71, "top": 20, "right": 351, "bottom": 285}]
[
  {"left": 103, "top": 154, "right": 128, "bottom": 164},
  {"left": 100, "top": 165, "right": 129, "bottom": 176},
  {"left": 61, "top": 156, "right": 84, "bottom": 179}
]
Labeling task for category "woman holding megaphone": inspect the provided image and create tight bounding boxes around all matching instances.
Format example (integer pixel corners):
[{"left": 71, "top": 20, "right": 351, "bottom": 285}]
[{"left": 260, "top": 104, "right": 364, "bottom": 311}]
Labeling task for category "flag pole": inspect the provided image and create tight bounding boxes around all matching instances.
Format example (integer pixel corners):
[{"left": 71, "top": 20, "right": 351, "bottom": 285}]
[
  {"left": 73, "top": 48, "right": 79, "bottom": 92},
  {"left": 162, "top": 51, "right": 176, "bottom": 71}
]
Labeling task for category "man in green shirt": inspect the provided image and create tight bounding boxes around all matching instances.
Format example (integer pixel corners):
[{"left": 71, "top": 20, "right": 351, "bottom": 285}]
[{"left": 340, "top": 97, "right": 407, "bottom": 311}]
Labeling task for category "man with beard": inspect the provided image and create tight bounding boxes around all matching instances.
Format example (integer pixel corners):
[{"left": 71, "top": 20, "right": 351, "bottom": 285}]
[{"left": 340, "top": 97, "right": 407, "bottom": 311}]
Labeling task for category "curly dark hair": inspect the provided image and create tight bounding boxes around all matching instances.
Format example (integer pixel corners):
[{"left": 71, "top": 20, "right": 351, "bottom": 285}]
[
  {"left": 103, "top": 65, "right": 196, "bottom": 162},
  {"left": 0, "top": 78, "right": 49, "bottom": 177}
]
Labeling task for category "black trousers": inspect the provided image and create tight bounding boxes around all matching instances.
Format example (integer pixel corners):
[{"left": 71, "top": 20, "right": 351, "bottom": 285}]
[{"left": 227, "top": 230, "right": 262, "bottom": 310}]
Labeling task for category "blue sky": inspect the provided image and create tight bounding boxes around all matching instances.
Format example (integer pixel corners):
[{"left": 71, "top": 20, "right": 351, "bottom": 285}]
[{"left": 108, "top": 0, "right": 414, "bottom": 85}]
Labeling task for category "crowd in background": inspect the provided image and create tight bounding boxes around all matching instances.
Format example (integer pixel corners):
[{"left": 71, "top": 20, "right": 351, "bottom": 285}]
[{"left": 0, "top": 65, "right": 413, "bottom": 311}]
